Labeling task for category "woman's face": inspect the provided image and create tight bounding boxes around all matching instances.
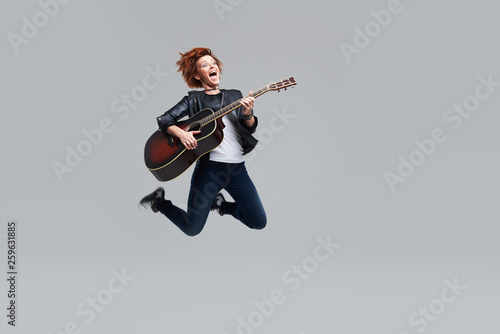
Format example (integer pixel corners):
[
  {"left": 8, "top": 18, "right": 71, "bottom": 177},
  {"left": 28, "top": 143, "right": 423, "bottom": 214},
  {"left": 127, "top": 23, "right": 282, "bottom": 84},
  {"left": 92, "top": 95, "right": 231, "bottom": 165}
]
[{"left": 195, "top": 55, "right": 220, "bottom": 89}]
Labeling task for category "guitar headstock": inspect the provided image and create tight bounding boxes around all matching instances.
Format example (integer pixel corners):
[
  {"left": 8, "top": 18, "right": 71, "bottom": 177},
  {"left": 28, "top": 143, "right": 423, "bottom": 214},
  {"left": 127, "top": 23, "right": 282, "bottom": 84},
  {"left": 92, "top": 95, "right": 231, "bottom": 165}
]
[{"left": 268, "top": 77, "right": 297, "bottom": 92}]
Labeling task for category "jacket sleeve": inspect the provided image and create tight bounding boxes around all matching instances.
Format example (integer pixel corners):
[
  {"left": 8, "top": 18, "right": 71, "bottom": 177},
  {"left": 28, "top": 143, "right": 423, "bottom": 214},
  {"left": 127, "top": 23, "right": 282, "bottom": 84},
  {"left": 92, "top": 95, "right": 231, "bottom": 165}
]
[
  {"left": 156, "top": 95, "right": 190, "bottom": 135},
  {"left": 234, "top": 90, "right": 258, "bottom": 134}
]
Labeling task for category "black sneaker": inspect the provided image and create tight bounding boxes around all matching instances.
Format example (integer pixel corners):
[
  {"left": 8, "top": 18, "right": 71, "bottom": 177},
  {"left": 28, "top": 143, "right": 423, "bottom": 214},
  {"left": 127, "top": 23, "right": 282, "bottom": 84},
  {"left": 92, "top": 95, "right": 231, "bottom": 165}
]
[
  {"left": 210, "top": 193, "right": 226, "bottom": 216},
  {"left": 139, "top": 187, "right": 165, "bottom": 213}
]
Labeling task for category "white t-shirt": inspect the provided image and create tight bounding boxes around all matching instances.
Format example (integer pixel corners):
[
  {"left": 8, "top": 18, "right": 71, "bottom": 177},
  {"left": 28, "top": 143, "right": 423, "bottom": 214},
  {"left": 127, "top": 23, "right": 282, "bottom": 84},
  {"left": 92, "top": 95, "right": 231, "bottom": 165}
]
[{"left": 209, "top": 112, "right": 244, "bottom": 163}]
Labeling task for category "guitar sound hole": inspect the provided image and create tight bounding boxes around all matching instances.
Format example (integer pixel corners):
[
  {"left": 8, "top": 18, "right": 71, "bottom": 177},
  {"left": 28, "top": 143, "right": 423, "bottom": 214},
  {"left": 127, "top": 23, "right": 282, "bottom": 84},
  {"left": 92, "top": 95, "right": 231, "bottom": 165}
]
[{"left": 188, "top": 122, "right": 201, "bottom": 132}]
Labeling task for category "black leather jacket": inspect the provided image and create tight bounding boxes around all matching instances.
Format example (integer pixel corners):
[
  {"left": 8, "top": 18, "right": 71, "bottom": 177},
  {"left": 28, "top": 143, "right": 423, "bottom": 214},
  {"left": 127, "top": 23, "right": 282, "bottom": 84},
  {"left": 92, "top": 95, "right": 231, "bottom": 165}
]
[{"left": 156, "top": 89, "right": 259, "bottom": 155}]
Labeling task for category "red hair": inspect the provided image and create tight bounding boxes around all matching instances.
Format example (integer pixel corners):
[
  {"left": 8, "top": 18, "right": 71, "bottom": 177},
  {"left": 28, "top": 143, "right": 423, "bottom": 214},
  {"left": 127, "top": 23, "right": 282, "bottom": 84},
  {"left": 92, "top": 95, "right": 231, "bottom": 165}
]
[{"left": 176, "top": 47, "right": 223, "bottom": 89}]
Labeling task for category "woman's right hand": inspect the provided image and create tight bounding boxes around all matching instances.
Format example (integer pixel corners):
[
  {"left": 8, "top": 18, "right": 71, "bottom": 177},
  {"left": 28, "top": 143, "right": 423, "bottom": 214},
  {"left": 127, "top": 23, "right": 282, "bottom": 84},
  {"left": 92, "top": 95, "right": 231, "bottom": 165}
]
[
  {"left": 178, "top": 130, "right": 201, "bottom": 150},
  {"left": 167, "top": 125, "right": 201, "bottom": 150}
]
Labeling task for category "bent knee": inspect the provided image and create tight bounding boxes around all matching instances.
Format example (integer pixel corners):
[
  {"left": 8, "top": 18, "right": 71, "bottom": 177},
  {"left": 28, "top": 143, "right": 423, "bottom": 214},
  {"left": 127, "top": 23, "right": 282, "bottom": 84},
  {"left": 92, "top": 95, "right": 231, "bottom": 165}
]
[
  {"left": 249, "top": 215, "right": 267, "bottom": 230},
  {"left": 184, "top": 226, "right": 204, "bottom": 237}
]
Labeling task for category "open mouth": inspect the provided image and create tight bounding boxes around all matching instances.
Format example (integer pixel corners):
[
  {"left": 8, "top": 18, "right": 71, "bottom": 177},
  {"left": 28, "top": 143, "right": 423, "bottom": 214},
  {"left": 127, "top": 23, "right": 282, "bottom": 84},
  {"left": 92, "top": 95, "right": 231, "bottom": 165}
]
[{"left": 209, "top": 71, "right": 217, "bottom": 78}]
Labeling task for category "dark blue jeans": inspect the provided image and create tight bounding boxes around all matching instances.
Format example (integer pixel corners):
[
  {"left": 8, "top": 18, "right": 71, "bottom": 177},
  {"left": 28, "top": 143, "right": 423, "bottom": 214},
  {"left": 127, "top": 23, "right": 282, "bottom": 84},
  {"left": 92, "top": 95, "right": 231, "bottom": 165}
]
[{"left": 154, "top": 160, "right": 267, "bottom": 236}]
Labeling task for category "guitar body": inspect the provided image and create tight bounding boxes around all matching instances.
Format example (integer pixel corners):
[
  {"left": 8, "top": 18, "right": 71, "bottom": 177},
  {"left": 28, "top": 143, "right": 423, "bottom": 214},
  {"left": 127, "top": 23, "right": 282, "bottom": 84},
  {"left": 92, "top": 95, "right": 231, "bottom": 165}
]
[{"left": 144, "top": 108, "right": 224, "bottom": 182}]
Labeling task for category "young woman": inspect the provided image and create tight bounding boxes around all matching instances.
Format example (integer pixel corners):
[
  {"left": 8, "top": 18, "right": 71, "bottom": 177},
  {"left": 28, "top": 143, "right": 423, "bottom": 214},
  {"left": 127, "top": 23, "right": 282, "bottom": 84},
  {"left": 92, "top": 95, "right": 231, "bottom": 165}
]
[{"left": 140, "top": 47, "right": 267, "bottom": 236}]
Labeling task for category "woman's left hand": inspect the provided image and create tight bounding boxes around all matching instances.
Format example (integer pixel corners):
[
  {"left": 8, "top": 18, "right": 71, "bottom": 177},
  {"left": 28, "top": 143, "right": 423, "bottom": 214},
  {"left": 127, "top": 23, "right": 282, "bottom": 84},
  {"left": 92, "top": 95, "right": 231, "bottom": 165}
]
[{"left": 240, "top": 91, "right": 255, "bottom": 115}]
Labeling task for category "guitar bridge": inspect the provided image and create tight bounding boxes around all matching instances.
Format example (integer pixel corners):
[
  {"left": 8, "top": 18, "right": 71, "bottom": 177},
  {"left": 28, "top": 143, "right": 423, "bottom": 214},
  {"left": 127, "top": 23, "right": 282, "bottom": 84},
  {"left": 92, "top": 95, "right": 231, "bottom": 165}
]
[{"left": 166, "top": 133, "right": 175, "bottom": 147}]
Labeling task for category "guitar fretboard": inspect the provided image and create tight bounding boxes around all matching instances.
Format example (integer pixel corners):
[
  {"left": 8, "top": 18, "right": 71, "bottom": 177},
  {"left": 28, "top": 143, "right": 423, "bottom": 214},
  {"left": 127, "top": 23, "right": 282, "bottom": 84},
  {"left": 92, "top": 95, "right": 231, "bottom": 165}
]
[{"left": 198, "top": 86, "right": 269, "bottom": 127}]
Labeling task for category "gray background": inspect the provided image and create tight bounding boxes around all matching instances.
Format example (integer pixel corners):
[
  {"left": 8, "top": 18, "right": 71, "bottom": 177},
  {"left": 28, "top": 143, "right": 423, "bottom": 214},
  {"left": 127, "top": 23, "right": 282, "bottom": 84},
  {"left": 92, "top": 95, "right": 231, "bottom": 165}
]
[{"left": 1, "top": 0, "right": 498, "bottom": 333}]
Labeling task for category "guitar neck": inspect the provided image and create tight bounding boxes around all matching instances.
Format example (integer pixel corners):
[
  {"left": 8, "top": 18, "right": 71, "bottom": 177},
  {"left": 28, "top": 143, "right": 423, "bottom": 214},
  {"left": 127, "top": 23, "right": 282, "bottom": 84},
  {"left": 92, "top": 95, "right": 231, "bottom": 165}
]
[
  {"left": 196, "top": 77, "right": 296, "bottom": 127},
  {"left": 199, "top": 86, "right": 269, "bottom": 127}
]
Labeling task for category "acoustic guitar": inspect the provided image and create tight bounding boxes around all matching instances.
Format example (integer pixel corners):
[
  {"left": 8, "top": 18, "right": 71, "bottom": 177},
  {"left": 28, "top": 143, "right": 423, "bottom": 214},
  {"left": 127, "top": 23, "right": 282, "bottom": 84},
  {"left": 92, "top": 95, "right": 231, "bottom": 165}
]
[{"left": 144, "top": 77, "right": 297, "bottom": 181}]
